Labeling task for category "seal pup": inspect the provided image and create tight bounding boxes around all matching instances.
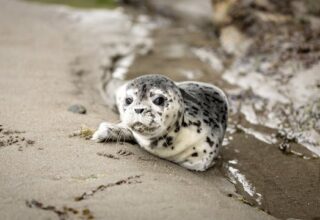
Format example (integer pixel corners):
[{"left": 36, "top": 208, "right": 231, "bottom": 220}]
[{"left": 92, "top": 74, "right": 228, "bottom": 171}]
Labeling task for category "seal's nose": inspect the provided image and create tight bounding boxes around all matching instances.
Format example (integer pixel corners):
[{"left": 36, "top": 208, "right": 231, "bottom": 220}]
[{"left": 134, "top": 108, "right": 145, "bottom": 114}]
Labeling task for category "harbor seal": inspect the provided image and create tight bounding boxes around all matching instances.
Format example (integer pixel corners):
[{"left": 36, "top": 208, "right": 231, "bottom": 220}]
[{"left": 92, "top": 74, "right": 228, "bottom": 171}]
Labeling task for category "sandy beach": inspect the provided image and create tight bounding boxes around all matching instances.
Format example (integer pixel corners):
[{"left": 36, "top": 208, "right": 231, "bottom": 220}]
[
  {"left": 0, "top": 0, "right": 277, "bottom": 219},
  {"left": 2, "top": 0, "right": 320, "bottom": 219}
]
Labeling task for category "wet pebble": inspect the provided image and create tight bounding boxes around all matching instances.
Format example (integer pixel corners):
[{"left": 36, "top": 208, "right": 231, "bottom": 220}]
[
  {"left": 68, "top": 104, "right": 87, "bottom": 114},
  {"left": 279, "top": 142, "right": 290, "bottom": 152}
]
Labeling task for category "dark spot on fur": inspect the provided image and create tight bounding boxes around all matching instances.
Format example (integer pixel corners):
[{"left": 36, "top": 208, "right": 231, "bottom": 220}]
[
  {"left": 182, "top": 121, "right": 188, "bottom": 127},
  {"left": 192, "top": 120, "right": 201, "bottom": 127},
  {"left": 206, "top": 137, "right": 214, "bottom": 147},
  {"left": 203, "top": 102, "right": 210, "bottom": 108},
  {"left": 163, "top": 136, "right": 173, "bottom": 147},
  {"left": 191, "top": 106, "right": 199, "bottom": 111},
  {"left": 174, "top": 121, "right": 180, "bottom": 132},
  {"left": 151, "top": 139, "right": 158, "bottom": 146},
  {"left": 140, "top": 84, "right": 147, "bottom": 99}
]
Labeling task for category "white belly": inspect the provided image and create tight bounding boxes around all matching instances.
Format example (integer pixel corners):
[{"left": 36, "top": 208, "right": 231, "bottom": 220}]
[{"left": 141, "top": 126, "right": 207, "bottom": 162}]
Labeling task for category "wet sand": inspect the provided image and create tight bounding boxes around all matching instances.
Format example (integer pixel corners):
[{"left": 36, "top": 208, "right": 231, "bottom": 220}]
[{"left": 0, "top": 0, "right": 275, "bottom": 220}]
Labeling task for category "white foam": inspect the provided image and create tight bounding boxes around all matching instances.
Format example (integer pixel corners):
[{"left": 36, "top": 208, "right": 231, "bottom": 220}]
[
  {"left": 227, "top": 165, "right": 263, "bottom": 205},
  {"left": 241, "top": 104, "right": 259, "bottom": 125},
  {"left": 223, "top": 69, "right": 290, "bottom": 104},
  {"left": 223, "top": 58, "right": 320, "bottom": 154},
  {"left": 228, "top": 159, "right": 238, "bottom": 164},
  {"left": 228, "top": 166, "right": 255, "bottom": 197},
  {"left": 179, "top": 69, "right": 203, "bottom": 80},
  {"left": 192, "top": 48, "right": 224, "bottom": 72},
  {"left": 237, "top": 125, "right": 277, "bottom": 145}
]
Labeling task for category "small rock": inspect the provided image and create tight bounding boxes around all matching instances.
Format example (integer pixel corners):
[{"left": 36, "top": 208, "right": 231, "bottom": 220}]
[
  {"left": 279, "top": 142, "right": 290, "bottom": 153},
  {"left": 68, "top": 104, "right": 87, "bottom": 114}
]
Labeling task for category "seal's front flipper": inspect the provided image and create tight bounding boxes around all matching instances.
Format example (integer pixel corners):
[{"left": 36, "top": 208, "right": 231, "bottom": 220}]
[{"left": 91, "top": 122, "right": 135, "bottom": 143}]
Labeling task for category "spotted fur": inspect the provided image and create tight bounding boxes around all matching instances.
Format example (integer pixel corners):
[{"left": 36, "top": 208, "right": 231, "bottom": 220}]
[{"left": 92, "top": 74, "right": 228, "bottom": 171}]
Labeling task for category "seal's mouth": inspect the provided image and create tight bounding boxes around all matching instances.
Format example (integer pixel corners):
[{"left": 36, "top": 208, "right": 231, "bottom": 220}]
[{"left": 131, "top": 122, "right": 159, "bottom": 134}]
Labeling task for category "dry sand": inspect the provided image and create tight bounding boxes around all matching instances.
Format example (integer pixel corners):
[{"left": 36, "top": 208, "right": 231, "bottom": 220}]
[{"left": 0, "top": 0, "right": 277, "bottom": 219}]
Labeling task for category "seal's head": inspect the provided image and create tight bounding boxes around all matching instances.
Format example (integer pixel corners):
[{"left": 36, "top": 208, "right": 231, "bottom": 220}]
[{"left": 117, "top": 75, "right": 184, "bottom": 138}]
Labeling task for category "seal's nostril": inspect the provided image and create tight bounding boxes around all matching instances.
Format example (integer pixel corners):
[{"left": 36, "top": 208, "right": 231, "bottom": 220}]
[{"left": 135, "top": 108, "right": 145, "bottom": 114}]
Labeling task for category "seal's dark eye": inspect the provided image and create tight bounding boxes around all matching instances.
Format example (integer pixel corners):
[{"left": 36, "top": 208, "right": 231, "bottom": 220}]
[
  {"left": 153, "top": 96, "right": 165, "bottom": 106},
  {"left": 125, "top": 97, "right": 133, "bottom": 105}
]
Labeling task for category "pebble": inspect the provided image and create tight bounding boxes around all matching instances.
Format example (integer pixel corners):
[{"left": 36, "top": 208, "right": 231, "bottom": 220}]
[{"left": 68, "top": 104, "right": 87, "bottom": 114}]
